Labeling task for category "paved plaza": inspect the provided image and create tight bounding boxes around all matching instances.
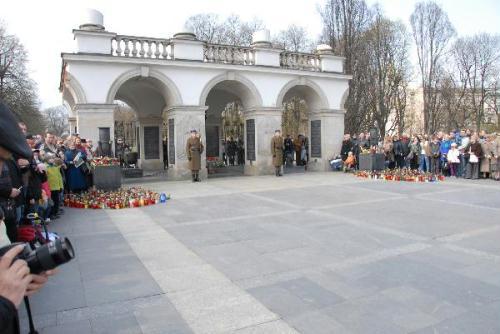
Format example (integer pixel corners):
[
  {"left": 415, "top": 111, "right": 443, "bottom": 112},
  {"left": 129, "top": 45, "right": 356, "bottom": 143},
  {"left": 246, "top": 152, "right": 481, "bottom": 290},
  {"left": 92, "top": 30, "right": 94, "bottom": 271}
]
[{"left": 20, "top": 173, "right": 500, "bottom": 333}]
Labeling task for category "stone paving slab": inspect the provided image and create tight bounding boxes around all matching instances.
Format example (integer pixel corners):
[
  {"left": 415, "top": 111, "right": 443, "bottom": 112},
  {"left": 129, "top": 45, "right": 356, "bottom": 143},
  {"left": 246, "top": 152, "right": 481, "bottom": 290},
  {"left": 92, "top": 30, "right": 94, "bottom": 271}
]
[{"left": 18, "top": 173, "right": 500, "bottom": 333}]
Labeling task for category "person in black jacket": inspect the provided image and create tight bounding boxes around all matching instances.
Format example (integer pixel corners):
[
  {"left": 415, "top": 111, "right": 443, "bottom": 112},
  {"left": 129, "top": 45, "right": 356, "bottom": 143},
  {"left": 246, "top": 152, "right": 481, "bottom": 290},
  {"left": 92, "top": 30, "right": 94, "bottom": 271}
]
[
  {"left": 0, "top": 101, "right": 57, "bottom": 334},
  {"left": 392, "top": 135, "right": 405, "bottom": 169}
]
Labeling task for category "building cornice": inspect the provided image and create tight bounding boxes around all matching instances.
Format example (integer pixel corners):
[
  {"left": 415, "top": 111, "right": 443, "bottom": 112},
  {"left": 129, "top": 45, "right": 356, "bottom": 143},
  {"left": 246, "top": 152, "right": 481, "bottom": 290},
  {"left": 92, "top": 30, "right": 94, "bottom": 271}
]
[{"left": 61, "top": 53, "right": 352, "bottom": 80}]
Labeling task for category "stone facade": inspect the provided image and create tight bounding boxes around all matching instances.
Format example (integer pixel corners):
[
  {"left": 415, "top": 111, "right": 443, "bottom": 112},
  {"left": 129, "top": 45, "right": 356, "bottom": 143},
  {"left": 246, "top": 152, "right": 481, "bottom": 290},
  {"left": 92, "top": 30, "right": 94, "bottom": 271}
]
[{"left": 60, "top": 10, "right": 351, "bottom": 180}]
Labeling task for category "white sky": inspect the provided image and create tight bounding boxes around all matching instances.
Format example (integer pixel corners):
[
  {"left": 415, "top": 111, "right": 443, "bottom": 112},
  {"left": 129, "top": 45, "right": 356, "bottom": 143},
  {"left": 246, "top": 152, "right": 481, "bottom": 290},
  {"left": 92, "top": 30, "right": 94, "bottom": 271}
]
[{"left": 2, "top": 0, "right": 499, "bottom": 109}]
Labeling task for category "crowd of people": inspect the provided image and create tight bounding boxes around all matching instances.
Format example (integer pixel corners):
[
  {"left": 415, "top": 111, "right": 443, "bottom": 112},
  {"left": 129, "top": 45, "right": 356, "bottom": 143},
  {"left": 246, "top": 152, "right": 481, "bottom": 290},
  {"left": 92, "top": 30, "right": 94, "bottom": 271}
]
[
  {"left": 340, "top": 129, "right": 500, "bottom": 180},
  {"left": 0, "top": 124, "right": 98, "bottom": 245},
  {"left": 284, "top": 134, "right": 309, "bottom": 167},
  {"left": 222, "top": 137, "right": 245, "bottom": 166}
]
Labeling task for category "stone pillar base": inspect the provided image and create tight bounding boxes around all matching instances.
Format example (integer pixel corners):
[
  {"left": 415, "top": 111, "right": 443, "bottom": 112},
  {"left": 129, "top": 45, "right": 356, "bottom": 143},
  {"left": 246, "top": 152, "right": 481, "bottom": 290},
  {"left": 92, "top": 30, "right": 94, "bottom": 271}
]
[
  {"left": 167, "top": 165, "right": 208, "bottom": 181},
  {"left": 166, "top": 106, "right": 208, "bottom": 180},
  {"left": 244, "top": 108, "right": 282, "bottom": 176},
  {"left": 308, "top": 109, "right": 345, "bottom": 171}
]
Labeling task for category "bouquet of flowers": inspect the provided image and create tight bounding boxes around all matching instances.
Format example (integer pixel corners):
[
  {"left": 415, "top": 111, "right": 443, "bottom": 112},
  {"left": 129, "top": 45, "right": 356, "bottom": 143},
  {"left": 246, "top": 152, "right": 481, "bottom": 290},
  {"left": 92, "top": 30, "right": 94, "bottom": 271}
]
[
  {"left": 64, "top": 187, "right": 170, "bottom": 209},
  {"left": 91, "top": 156, "right": 120, "bottom": 168}
]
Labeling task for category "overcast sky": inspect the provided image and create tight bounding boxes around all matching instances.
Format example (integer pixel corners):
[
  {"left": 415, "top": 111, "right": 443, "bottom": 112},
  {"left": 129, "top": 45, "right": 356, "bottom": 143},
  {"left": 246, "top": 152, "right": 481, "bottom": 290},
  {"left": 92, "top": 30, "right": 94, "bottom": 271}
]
[{"left": 2, "top": 0, "right": 499, "bottom": 109}]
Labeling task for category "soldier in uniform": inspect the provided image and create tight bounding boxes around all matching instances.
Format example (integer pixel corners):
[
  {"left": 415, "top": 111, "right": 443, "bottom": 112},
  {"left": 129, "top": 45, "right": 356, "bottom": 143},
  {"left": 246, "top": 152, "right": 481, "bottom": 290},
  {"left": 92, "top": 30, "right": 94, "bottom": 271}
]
[
  {"left": 186, "top": 129, "right": 204, "bottom": 182},
  {"left": 271, "top": 129, "right": 284, "bottom": 177}
]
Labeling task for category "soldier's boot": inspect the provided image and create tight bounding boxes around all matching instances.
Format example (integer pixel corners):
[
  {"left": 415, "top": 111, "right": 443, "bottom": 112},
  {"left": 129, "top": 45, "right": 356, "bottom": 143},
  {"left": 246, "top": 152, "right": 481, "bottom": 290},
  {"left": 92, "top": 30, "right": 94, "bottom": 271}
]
[
  {"left": 192, "top": 173, "right": 196, "bottom": 182},
  {"left": 195, "top": 173, "right": 200, "bottom": 182}
]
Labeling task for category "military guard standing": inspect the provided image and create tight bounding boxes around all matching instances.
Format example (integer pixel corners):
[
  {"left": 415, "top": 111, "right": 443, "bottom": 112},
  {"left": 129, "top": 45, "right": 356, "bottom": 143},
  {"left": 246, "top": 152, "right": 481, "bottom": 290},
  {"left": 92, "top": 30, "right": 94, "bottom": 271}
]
[
  {"left": 271, "top": 129, "right": 284, "bottom": 177},
  {"left": 186, "top": 129, "right": 204, "bottom": 182}
]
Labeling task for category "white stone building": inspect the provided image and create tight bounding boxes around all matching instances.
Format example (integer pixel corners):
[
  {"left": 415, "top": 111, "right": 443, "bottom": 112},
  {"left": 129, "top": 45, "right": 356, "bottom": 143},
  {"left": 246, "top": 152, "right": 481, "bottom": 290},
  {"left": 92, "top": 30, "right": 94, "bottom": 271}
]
[{"left": 60, "top": 10, "right": 351, "bottom": 179}]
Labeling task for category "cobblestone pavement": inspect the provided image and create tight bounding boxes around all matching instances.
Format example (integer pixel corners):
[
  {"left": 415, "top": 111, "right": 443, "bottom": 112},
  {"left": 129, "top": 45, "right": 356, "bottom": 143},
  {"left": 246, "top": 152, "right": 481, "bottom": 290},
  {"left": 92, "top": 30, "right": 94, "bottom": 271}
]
[{"left": 20, "top": 173, "right": 500, "bottom": 333}]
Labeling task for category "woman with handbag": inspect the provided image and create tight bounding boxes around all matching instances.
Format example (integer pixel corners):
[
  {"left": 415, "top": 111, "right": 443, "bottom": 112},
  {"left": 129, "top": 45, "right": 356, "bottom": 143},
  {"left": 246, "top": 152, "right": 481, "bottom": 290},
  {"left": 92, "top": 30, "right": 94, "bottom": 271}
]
[{"left": 465, "top": 134, "right": 482, "bottom": 180}]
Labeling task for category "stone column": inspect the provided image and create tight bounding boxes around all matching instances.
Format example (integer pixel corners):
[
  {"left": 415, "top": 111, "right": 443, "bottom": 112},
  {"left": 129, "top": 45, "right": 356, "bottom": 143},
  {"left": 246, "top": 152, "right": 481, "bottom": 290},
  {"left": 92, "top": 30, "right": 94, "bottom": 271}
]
[
  {"left": 75, "top": 104, "right": 117, "bottom": 152},
  {"left": 307, "top": 109, "right": 345, "bottom": 172},
  {"left": 244, "top": 108, "right": 282, "bottom": 176},
  {"left": 137, "top": 116, "right": 163, "bottom": 171},
  {"left": 166, "top": 106, "right": 207, "bottom": 180},
  {"left": 68, "top": 116, "right": 77, "bottom": 135}
]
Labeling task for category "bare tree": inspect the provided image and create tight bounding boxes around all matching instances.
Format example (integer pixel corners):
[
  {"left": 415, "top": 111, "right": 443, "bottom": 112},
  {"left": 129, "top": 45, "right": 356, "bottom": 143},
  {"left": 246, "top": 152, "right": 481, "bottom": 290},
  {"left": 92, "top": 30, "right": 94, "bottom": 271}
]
[
  {"left": 485, "top": 80, "right": 499, "bottom": 131},
  {"left": 319, "top": 0, "right": 373, "bottom": 134},
  {"left": 365, "top": 9, "right": 411, "bottom": 137},
  {"left": 0, "top": 22, "right": 45, "bottom": 133},
  {"left": 451, "top": 33, "right": 500, "bottom": 131},
  {"left": 185, "top": 14, "right": 223, "bottom": 44},
  {"left": 410, "top": 1, "right": 455, "bottom": 134},
  {"left": 185, "top": 14, "right": 264, "bottom": 46},
  {"left": 273, "top": 24, "right": 314, "bottom": 52},
  {"left": 44, "top": 105, "right": 69, "bottom": 136}
]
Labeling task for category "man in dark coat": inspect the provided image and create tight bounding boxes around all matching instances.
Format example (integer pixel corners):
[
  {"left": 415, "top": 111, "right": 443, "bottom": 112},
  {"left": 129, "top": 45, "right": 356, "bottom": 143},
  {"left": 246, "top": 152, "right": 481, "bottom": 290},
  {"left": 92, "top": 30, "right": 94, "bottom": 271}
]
[
  {"left": 271, "top": 130, "right": 284, "bottom": 176},
  {"left": 186, "top": 130, "right": 204, "bottom": 182}
]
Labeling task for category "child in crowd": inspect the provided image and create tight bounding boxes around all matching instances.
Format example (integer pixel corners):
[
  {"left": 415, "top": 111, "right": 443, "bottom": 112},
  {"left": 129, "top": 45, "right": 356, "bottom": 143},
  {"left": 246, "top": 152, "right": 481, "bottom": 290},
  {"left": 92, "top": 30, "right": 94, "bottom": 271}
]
[
  {"left": 35, "top": 163, "right": 52, "bottom": 222},
  {"left": 46, "top": 154, "right": 64, "bottom": 219},
  {"left": 447, "top": 142, "right": 460, "bottom": 177},
  {"left": 343, "top": 151, "right": 356, "bottom": 172}
]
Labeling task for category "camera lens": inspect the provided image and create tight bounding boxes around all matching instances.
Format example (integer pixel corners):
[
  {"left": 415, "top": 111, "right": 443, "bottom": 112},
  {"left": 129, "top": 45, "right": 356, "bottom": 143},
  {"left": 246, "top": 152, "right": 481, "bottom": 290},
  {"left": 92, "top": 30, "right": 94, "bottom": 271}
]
[{"left": 26, "top": 238, "right": 75, "bottom": 274}]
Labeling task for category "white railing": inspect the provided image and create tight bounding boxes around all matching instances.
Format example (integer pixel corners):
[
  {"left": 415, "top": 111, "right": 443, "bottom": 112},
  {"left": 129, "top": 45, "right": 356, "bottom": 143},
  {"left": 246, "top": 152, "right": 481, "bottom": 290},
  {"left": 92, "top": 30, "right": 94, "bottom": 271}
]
[
  {"left": 112, "top": 35, "right": 174, "bottom": 59},
  {"left": 280, "top": 52, "right": 321, "bottom": 71},
  {"left": 110, "top": 35, "right": 327, "bottom": 72},
  {"left": 203, "top": 44, "right": 254, "bottom": 65}
]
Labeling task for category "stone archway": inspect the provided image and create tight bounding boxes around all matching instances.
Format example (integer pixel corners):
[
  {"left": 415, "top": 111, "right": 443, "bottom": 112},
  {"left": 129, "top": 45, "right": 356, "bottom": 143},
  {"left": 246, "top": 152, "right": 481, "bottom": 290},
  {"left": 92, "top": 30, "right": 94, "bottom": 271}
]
[
  {"left": 276, "top": 80, "right": 331, "bottom": 170},
  {"left": 200, "top": 76, "right": 262, "bottom": 177},
  {"left": 61, "top": 72, "right": 88, "bottom": 134},
  {"left": 109, "top": 74, "right": 179, "bottom": 170}
]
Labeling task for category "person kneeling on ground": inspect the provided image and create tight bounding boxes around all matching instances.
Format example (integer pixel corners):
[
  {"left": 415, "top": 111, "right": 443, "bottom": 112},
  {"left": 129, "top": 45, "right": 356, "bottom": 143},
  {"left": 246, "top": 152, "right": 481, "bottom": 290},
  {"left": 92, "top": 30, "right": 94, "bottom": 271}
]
[{"left": 343, "top": 151, "right": 356, "bottom": 173}]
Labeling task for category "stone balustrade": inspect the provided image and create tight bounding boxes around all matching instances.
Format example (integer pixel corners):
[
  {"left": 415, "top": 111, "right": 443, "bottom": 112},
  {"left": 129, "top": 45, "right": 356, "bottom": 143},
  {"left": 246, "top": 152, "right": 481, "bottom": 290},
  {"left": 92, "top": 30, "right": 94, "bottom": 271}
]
[
  {"left": 203, "top": 44, "right": 254, "bottom": 65},
  {"left": 107, "top": 35, "right": 340, "bottom": 73},
  {"left": 112, "top": 35, "right": 174, "bottom": 59},
  {"left": 279, "top": 52, "right": 321, "bottom": 71}
]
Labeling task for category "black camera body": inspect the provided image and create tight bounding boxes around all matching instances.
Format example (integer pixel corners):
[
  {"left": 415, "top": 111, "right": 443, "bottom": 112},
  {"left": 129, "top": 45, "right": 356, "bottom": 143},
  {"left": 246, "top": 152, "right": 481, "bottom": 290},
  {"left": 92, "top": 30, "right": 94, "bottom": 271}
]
[{"left": 0, "top": 238, "right": 75, "bottom": 274}]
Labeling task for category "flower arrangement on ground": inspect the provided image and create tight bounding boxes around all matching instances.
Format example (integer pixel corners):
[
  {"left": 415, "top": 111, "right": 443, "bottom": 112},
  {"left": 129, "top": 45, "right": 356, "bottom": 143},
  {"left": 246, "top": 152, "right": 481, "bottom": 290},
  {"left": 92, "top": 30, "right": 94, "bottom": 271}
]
[
  {"left": 354, "top": 168, "right": 445, "bottom": 182},
  {"left": 64, "top": 187, "right": 170, "bottom": 209}
]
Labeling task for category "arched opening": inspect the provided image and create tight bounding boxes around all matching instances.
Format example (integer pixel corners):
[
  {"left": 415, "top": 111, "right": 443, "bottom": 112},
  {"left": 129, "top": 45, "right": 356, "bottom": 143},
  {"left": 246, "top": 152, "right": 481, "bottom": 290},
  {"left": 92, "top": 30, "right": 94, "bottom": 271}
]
[
  {"left": 61, "top": 72, "right": 86, "bottom": 135},
  {"left": 110, "top": 75, "right": 176, "bottom": 171},
  {"left": 202, "top": 79, "right": 260, "bottom": 177},
  {"left": 277, "top": 83, "right": 328, "bottom": 171}
]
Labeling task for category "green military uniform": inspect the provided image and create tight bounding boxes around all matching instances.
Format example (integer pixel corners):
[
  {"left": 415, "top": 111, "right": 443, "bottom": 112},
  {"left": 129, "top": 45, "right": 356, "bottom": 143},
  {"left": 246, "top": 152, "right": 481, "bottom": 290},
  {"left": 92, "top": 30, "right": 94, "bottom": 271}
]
[
  {"left": 271, "top": 133, "right": 284, "bottom": 176},
  {"left": 186, "top": 134, "right": 204, "bottom": 182}
]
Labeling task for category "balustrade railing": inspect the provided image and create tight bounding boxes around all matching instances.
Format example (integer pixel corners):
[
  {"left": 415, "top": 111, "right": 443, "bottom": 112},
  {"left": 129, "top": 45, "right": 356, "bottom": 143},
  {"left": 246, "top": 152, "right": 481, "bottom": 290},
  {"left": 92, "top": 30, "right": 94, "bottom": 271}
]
[
  {"left": 203, "top": 44, "right": 254, "bottom": 65},
  {"left": 112, "top": 35, "right": 174, "bottom": 59},
  {"left": 110, "top": 35, "right": 327, "bottom": 72},
  {"left": 280, "top": 52, "right": 321, "bottom": 71}
]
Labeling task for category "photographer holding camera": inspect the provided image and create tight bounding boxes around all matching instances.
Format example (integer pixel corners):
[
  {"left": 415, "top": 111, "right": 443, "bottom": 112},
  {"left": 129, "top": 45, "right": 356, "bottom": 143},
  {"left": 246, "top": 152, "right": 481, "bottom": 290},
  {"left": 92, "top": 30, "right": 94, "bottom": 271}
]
[{"left": 0, "top": 101, "right": 60, "bottom": 333}]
